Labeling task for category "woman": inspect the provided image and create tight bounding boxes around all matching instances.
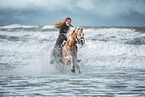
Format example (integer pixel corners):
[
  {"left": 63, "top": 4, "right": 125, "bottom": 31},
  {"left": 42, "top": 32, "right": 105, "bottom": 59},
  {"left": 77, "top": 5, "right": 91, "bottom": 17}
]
[{"left": 53, "top": 17, "right": 73, "bottom": 60}]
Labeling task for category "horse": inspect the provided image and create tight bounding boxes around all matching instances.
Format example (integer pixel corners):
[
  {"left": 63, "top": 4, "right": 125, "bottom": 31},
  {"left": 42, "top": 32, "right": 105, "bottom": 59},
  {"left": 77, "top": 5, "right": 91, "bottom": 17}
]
[{"left": 50, "top": 27, "right": 85, "bottom": 74}]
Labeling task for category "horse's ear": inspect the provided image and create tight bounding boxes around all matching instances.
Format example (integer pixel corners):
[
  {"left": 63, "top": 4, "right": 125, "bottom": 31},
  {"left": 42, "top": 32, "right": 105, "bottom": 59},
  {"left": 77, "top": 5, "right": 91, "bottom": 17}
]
[{"left": 81, "top": 28, "right": 83, "bottom": 31}]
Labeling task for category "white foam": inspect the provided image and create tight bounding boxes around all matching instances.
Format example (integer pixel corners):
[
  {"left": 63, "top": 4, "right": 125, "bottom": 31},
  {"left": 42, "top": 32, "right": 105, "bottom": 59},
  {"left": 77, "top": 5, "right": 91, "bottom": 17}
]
[
  {"left": 14, "top": 54, "right": 57, "bottom": 75},
  {"left": 0, "top": 24, "right": 39, "bottom": 29},
  {"left": 1, "top": 26, "right": 145, "bottom": 75},
  {"left": 41, "top": 25, "right": 55, "bottom": 29},
  {"left": 79, "top": 40, "right": 145, "bottom": 69}
]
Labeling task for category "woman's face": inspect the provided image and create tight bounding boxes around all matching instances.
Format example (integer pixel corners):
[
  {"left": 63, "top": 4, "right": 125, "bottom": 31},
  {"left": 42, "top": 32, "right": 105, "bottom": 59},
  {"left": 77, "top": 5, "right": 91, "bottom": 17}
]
[{"left": 66, "top": 19, "right": 71, "bottom": 26}]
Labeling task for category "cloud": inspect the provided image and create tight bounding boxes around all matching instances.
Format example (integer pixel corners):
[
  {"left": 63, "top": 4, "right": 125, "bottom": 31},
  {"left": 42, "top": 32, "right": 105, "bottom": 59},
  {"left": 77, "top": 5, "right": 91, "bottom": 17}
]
[
  {"left": 0, "top": 0, "right": 73, "bottom": 11},
  {"left": 75, "top": 0, "right": 145, "bottom": 17},
  {"left": 0, "top": 0, "right": 145, "bottom": 17},
  {"left": 76, "top": 0, "right": 95, "bottom": 10},
  {"left": 0, "top": 0, "right": 145, "bottom": 26}
]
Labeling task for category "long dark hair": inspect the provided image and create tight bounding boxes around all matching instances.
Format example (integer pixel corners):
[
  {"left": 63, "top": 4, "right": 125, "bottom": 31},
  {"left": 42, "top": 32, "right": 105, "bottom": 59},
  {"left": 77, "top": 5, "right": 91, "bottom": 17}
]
[{"left": 55, "top": 17, "right": 71, "bottom": 29}]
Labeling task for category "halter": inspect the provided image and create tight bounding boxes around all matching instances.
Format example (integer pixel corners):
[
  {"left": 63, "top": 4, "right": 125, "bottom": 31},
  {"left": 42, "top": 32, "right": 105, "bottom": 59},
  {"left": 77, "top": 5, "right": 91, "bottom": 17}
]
[
  {"left": 75, "top": 27, "right": 85, "bottom": 44},
  {"left": 66, "top": 27, "right": 84, "bottom": 47}
]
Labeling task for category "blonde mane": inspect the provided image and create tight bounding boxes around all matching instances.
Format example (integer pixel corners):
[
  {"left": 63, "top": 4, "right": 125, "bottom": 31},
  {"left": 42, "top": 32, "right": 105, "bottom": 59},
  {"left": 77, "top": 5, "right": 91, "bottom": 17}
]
[{"left": 67, "top": 26, "right": 76, "bottom": 40}]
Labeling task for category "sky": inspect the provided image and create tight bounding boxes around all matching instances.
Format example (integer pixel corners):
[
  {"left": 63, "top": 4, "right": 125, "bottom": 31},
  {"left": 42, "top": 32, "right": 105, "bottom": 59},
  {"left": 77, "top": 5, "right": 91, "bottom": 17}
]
[{"left": 0, "top": 0, "right": 145, "bottom": 26}]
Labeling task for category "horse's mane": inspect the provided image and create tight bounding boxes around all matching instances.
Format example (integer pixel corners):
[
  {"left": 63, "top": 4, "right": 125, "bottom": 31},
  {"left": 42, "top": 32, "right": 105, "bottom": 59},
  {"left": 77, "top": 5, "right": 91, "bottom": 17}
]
[
  {"left": 67, "top": 26, "right": 80, "bottom": 40},
  {"left": 67, "top": 26, "right": 82, "bottom": 40}
]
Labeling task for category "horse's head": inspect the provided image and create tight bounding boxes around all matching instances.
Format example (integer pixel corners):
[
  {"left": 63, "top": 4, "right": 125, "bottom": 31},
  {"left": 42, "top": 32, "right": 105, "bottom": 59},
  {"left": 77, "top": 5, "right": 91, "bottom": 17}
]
[
  {"left": 75, "top": 27, "right": 85, "bottom": 46},
  {"left": 67, "top": 27, "right": 85, "bottom": 46}
]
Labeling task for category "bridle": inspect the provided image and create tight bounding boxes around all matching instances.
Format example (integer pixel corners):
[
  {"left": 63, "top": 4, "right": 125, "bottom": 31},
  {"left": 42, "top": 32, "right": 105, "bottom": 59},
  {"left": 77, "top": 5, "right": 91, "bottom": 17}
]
[
  {"left": 75, "top": 28, "right": 85, "bottom": 45},
  {"left": 66, "top": 27, "right": 84, "bottom": 47}
]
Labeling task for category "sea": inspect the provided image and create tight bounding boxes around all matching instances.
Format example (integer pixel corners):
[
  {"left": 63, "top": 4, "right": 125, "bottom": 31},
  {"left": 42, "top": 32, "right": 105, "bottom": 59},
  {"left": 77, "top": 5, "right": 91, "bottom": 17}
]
[{"left": 0, "top": 24, "right": 145, "bottom": 97}]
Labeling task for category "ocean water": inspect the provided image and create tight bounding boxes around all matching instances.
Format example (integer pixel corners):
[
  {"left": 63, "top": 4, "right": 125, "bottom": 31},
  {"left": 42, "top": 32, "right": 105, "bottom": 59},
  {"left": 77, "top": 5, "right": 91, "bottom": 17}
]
[{"left": 0, "top": 24, "right": 145, "bottom": 97}]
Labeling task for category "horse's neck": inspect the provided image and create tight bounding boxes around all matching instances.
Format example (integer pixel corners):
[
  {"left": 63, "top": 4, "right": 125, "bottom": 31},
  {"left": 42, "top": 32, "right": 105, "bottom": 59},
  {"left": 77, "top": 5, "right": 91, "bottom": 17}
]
[
  {"left": 67, "top": 32, "right": 76, "bottom": 46},
  {"left": 72, "top": 31, "right": 76, "bottom": 40}
]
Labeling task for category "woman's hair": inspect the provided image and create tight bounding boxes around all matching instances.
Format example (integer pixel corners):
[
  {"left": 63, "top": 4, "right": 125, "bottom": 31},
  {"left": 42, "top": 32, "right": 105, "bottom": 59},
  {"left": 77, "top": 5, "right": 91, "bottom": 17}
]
[{"left": 55, "top": 17, "right": 71, "bottom": 29}]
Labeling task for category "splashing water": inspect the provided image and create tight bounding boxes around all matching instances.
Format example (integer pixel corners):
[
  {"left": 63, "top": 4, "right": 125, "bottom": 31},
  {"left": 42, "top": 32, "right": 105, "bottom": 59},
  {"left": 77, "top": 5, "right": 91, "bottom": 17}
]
[{"left": 0, "top": 25, "right": 145, "bottom": 96}]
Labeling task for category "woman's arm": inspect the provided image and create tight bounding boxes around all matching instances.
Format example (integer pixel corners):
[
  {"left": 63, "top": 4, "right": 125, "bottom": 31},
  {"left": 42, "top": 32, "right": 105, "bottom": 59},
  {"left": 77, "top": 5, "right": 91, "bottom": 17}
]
[{"left": 60, "top": 24, "right": 68, "bottom": 34}]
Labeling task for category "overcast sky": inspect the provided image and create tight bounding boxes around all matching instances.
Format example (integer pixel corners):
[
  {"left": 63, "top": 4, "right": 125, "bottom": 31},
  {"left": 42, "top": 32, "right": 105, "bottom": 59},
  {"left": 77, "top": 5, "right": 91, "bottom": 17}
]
[{"left": 0, "top": 0, "right": 145, "bottom": 26}]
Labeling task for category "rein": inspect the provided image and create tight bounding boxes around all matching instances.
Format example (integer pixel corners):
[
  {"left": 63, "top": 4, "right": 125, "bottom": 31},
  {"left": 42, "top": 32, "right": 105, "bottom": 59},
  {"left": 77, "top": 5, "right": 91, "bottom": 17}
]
[
  {"left": 68, "top": 41, "right": 77, "bottom": 47},
  {"left": 66, "top": 27, "right": 84, "bottom": 47}
]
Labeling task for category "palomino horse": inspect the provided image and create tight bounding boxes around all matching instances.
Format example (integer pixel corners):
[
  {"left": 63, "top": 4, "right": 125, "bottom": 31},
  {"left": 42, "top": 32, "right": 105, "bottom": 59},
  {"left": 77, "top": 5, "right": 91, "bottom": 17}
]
[{"left": 50, "top": 27, "right": 85, "bottom": 73}]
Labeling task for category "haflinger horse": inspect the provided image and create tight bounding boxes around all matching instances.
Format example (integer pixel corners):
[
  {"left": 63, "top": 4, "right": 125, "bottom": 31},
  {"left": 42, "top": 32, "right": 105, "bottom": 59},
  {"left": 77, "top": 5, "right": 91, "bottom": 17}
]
[{"left": 50, "top": 27, "right": 85, "bottom": 74}]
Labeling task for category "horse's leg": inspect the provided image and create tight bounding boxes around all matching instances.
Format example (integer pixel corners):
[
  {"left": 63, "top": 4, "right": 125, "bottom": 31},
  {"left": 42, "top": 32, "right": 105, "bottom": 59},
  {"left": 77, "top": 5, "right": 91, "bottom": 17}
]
[
  {"left": 62, "top": 45, "right": 67, "bottom": 63},
  {"left": 71, "top": 57, "right": 81, "bottom": 74},
  {"left": 71, "top": 56, "right": 75, "bottom": 73},
  {"left": 71, "top": 46, "right": 77, "bottom": 73},
  {"left": 71, "top": 46, "right": 81, "bottom": 74},
  {"left": 76, "top": 63, "right": 81, "bottom": 74},
  {"left": 71, "top": 50, "right": 76, "bottom": 73}
]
